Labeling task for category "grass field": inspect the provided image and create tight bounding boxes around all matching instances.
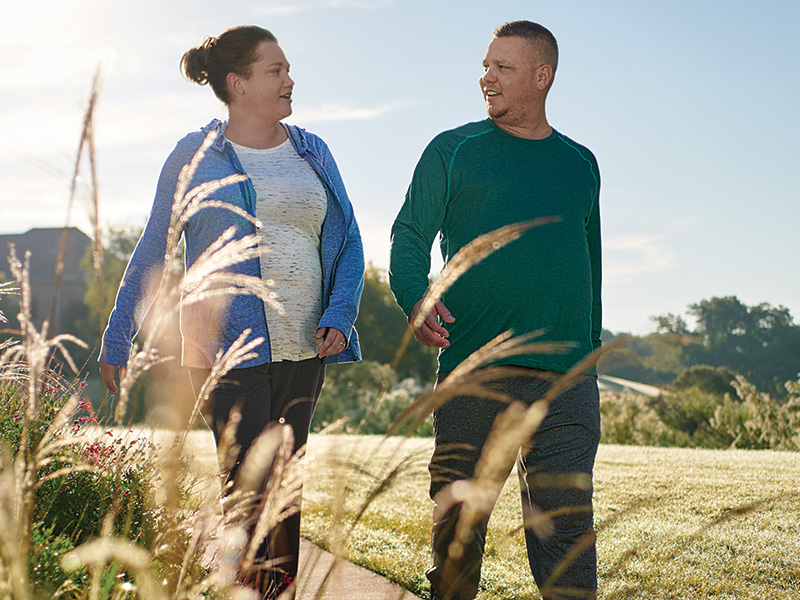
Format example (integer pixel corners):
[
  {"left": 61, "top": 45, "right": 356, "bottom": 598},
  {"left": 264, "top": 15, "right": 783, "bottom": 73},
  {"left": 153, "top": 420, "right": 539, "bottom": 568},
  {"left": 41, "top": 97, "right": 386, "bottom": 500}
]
[{"left": 294, "top": 435, "right": 800, "bottom": 600}]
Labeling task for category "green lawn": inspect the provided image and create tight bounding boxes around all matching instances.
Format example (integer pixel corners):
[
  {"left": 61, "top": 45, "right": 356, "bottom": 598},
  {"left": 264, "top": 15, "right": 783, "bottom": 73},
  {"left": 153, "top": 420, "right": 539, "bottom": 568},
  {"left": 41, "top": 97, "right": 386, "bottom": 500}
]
[{"left": 299, "top": 435, "right": 800, "bottom": 600}]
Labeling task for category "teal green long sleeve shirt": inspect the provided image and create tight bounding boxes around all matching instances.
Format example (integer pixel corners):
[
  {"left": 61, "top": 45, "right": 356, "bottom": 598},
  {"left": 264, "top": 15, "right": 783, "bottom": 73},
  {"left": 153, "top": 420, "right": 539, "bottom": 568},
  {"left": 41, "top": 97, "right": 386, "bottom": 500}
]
[{"left": 389, "top": 119, "right": 602, "bottom": 375}]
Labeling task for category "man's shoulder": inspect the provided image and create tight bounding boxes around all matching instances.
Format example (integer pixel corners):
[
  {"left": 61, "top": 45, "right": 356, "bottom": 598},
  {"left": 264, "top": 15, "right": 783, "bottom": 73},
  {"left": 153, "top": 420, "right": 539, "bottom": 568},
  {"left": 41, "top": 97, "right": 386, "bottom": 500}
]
[
  {"left": 427, "top": 119, "right": 495, "bottom": 150},
  {"left": 553, "top": 130, "right": 598, "bottom": 165}
]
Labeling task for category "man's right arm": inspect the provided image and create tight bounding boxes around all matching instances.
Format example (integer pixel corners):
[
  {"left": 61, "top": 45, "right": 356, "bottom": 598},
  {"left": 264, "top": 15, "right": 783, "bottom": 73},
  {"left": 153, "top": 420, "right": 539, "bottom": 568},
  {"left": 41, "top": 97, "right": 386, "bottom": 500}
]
[{"left": 389, "top": 140, "right": 455, "bottom": 347}]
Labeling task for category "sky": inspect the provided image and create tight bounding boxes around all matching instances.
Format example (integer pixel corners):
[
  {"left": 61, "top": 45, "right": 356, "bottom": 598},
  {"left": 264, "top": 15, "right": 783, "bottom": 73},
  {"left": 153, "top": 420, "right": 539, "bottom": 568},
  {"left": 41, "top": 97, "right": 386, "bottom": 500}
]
[{"left": 2, "top": 0, "right": 799, "bottom": 335}]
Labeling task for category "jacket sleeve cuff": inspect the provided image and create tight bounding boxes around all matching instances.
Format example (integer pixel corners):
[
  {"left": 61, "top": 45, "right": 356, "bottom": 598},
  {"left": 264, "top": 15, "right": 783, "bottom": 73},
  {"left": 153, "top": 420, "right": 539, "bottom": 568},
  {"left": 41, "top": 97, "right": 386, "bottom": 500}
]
[
  {"left": 99, "top": 339, "right": 132, "bottom": 367},
  {"left": 318, "top": 314, "right": 354, "bottom": 345}
]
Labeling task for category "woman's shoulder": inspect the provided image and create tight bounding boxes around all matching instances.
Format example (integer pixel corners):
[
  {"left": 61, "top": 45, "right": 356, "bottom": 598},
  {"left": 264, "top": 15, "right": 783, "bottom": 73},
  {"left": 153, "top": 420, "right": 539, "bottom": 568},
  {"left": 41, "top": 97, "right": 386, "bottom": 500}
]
[
  {"left": 164, "top": 119, "right": 224, "bottom": 152},
  {"left": 174, "top": 120, "right": 226, "bottom": 153},
  {"left": 158, "top": 122, "right": 227, "bottom": 179}
]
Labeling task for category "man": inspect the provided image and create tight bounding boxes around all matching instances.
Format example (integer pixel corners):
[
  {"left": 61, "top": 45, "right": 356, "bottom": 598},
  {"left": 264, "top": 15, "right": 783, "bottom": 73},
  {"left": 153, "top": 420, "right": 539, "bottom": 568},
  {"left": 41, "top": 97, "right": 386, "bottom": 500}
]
[{"left": 389, "top": 21, "right": 602, "bottom": 600}]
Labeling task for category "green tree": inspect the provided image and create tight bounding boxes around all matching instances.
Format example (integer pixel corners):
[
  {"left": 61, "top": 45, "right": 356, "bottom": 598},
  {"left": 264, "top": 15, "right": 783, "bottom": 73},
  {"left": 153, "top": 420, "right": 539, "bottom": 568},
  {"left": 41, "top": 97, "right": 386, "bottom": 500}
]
[
  {"left": 673, "top": 365, "right": 739, "bottom": 399},
  {"left": 689, "top": 297, "right": 800, "bottom": 395}
]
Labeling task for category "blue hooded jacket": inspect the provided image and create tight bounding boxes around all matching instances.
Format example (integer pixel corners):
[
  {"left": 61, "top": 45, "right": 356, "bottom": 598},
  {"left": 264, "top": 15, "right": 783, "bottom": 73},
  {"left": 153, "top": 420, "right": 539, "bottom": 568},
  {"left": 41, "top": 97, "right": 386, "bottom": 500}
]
[{"left": 100, "top": 119, "right": 364, "bottom": 368}]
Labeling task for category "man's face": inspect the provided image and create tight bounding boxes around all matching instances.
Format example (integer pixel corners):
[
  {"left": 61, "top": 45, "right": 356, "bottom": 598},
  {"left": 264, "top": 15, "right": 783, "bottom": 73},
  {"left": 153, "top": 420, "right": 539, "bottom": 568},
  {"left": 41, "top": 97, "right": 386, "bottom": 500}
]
[{"left": 480, "top": 36, "right": 544, "bottom": 126}]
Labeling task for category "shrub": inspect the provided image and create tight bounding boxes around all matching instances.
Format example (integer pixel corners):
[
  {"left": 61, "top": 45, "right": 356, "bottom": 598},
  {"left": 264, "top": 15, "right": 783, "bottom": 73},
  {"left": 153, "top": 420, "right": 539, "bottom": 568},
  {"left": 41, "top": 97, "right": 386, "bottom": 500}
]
[
  {"left": 34, "top": 428, "right": 155, "bottom": 545},
  {"left": 313, "top": 360, "right": 434, "bottom": 435},
  {"left": 0, "top": 370, "right": 160, "bottom": 595},
  {"left": 711, "top": 375, "right": 800, "bottom": 450},
  {"left": 600, "top": 392, "right": 690, "bottom": 447},
  {"left": 673, "top": 365, "right": 740, "bottom": 399},
  {"left": 601, "top": 373, "right": 800, "bottom": 450}
]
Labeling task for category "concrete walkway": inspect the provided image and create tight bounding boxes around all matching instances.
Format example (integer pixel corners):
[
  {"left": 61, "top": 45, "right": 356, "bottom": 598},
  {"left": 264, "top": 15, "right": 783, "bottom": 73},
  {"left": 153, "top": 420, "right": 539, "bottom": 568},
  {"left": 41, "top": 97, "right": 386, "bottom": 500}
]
[{"left": 297, "top": 538, "right": 422, "bottom": 600}]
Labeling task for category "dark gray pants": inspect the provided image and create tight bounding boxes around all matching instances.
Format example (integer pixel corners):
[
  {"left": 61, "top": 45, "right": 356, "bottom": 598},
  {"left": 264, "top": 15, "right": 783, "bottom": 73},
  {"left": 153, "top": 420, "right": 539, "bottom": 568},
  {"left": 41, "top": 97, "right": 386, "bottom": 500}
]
[
  {"left": 189, "top": 358, "right": 325, "bottom": 595},
  {"left": 427, "top": 370, "right": 600, "bottom": 600}
]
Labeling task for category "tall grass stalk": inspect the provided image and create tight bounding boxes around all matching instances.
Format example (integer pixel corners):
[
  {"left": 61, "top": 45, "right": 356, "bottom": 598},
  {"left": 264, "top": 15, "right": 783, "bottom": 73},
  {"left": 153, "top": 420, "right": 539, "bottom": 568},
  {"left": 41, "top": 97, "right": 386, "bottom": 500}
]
[{"left": 1, "top": 248, "right": 88, "bottom": 600}]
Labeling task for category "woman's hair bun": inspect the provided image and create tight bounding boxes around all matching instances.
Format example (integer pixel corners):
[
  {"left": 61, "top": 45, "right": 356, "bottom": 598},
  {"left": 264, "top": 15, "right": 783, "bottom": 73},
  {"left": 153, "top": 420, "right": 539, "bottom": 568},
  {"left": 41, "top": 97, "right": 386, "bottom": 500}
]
[
  {"left": 180, "top": 26, "right": 277, "bottom": 104},
  {"left": 180, "top": 36, "right": 217, "bottom": 85}
]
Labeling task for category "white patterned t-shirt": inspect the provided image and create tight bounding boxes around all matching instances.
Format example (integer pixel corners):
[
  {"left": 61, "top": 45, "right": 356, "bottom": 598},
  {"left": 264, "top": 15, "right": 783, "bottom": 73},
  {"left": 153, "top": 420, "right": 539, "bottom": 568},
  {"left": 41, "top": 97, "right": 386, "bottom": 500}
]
[{"left": 231, "top": 138, "right": 327, "bottom": 361}]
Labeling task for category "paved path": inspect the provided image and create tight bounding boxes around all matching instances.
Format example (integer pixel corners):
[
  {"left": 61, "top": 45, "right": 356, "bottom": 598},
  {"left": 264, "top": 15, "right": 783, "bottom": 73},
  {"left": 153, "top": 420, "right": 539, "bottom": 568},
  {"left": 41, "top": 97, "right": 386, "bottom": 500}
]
[{"left": 298, "top": 539, "right": 422, "bottom": 600}]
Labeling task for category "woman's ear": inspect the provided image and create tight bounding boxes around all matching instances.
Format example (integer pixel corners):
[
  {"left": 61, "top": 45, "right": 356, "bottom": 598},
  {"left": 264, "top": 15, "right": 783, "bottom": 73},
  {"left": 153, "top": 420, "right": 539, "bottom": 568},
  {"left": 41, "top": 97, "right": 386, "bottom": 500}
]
[{"left": 227, "top": 71, "right": 244, "bottom": 99}]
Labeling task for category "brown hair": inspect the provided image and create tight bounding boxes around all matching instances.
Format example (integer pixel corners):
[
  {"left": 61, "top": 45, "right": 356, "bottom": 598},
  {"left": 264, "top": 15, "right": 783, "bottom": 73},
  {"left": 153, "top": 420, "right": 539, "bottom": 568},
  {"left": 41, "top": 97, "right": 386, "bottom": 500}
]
[
  {"left": 492, "top": 20, "right": 559, "bottom": 76},
  {"left": 181, "top": 25, "right": 278, "bottom": 104}
]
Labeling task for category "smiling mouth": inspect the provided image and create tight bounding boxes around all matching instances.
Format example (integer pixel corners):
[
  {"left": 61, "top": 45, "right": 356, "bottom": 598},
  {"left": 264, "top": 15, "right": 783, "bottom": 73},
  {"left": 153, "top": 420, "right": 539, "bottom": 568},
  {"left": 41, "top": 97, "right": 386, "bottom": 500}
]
[{"left": 485, "top": 90, "right": 500, "bottom": 98}]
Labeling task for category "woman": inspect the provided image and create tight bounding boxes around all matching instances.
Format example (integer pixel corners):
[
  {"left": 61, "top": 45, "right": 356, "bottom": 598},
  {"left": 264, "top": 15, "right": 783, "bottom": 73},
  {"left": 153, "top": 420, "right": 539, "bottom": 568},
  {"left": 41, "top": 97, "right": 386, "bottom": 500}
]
[{"left": 99, "top": 25, "right": 364, "bottom": 598}]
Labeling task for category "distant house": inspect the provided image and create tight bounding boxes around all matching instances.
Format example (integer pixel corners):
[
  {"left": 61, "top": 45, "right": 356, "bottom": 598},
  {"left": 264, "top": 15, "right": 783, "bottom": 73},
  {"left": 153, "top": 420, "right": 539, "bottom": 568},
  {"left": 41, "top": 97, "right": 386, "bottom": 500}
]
[{"left": 0, "top": 227, "right": 92, "bottom": 334}]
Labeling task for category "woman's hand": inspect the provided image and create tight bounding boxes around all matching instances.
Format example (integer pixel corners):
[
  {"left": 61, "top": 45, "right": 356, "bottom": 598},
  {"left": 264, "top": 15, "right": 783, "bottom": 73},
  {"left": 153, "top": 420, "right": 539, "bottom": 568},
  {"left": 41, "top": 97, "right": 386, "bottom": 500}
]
[
  {"left": 100, "top": 362, "right": 126, "bottom": 393},
  {"left": 316, "top": 327, "right": 347, "bottom": 358}
]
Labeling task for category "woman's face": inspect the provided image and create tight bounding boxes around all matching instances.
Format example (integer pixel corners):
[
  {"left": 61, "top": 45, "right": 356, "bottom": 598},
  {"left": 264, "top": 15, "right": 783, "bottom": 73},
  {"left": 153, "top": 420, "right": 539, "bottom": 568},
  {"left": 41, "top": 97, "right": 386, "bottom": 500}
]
[{"left": 231, "top": 41, "right": 294, "bottom": 122}]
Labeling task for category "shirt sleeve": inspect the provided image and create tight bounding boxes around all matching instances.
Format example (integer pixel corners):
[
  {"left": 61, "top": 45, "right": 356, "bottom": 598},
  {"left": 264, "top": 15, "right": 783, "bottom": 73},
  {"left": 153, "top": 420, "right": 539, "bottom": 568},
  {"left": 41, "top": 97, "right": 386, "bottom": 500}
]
[
  {"left": 389, "top": 139, "right": 450, "bottom": 317},
  {"left": 586, "top": 164, "right": 602, "bottom": 352}
]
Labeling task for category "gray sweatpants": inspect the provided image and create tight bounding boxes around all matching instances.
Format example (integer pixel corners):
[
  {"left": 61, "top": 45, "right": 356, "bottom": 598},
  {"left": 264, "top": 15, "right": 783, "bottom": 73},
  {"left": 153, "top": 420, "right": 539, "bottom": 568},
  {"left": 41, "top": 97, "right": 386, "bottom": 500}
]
[{"left": 427, "top": 370, "right": 601, "bottom": 600}]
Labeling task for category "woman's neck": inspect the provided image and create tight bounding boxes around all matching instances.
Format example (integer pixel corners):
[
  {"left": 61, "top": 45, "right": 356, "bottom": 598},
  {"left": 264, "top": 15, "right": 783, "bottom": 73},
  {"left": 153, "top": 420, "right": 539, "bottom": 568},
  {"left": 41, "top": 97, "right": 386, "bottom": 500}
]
[{"left": 224, "top": 113, "right": 287, "bottom": 149}]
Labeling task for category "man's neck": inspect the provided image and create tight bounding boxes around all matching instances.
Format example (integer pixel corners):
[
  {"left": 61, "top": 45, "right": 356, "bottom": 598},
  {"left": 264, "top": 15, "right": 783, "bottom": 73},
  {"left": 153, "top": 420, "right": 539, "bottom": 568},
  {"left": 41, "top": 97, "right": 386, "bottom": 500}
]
[{"left": 491, "top": 117, "right": 553, "bottom": 140}]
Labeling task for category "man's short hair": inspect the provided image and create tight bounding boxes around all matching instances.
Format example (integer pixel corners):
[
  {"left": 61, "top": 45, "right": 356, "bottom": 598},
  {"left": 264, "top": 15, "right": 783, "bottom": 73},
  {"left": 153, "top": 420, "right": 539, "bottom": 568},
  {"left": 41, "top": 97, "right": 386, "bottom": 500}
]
[{"left": 492, "top": 21, "right": 559, "bottom": 75}]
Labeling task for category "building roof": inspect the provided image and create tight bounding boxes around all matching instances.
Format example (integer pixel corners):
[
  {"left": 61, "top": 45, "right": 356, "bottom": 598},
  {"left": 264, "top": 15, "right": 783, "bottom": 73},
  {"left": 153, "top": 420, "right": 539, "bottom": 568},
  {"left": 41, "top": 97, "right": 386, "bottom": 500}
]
[
  {"left": 597, "top": 375, "right": 663, "bottom": 397},
  {"left": 0, "top": 227, "right": 91, "bottom": 283}
]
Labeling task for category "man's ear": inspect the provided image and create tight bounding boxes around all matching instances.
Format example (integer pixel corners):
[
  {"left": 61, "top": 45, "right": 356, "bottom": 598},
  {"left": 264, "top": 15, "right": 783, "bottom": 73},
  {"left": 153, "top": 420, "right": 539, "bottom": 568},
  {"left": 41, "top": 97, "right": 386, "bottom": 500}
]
[{"left": 536, "top": 64, "right": 554, "bottom": 91}]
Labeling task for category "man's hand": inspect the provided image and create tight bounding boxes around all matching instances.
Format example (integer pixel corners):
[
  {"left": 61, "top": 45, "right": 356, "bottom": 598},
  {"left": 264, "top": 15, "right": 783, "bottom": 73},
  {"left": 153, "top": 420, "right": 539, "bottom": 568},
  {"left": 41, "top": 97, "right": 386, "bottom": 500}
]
[
  {"left": 409, "top": 298, "right": 455, "bottom": 348},
  {"left": 316, "top": 327, "right": 347, "bottom": 358},
  {"left": 100, "top": 362, "right": 126, "bottom": 393}
]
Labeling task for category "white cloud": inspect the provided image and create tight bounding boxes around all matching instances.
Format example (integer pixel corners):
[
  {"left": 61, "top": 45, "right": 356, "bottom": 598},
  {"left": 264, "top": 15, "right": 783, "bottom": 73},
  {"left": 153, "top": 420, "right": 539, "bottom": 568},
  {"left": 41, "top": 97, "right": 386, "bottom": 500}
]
[
  {"left": 603, "top": 235, "right": 676, "bottom": 285},
  {"left": 323, "top": 0, "right": 395, "bottom": 8},
  {"left": 0, "top": 104, "right": 86, "bottom": 154},
  {"left": 288, "top": 101, "right": 405, "bottom": 123},
  {"left": 0, "top": 44, "right": 113, "bottom": 90},
  {"left": 250, "top": 3, "right": 308, "bottom": 17},
  {"left": 251, "top": 0, "right": 394, "bottom": 16}
]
